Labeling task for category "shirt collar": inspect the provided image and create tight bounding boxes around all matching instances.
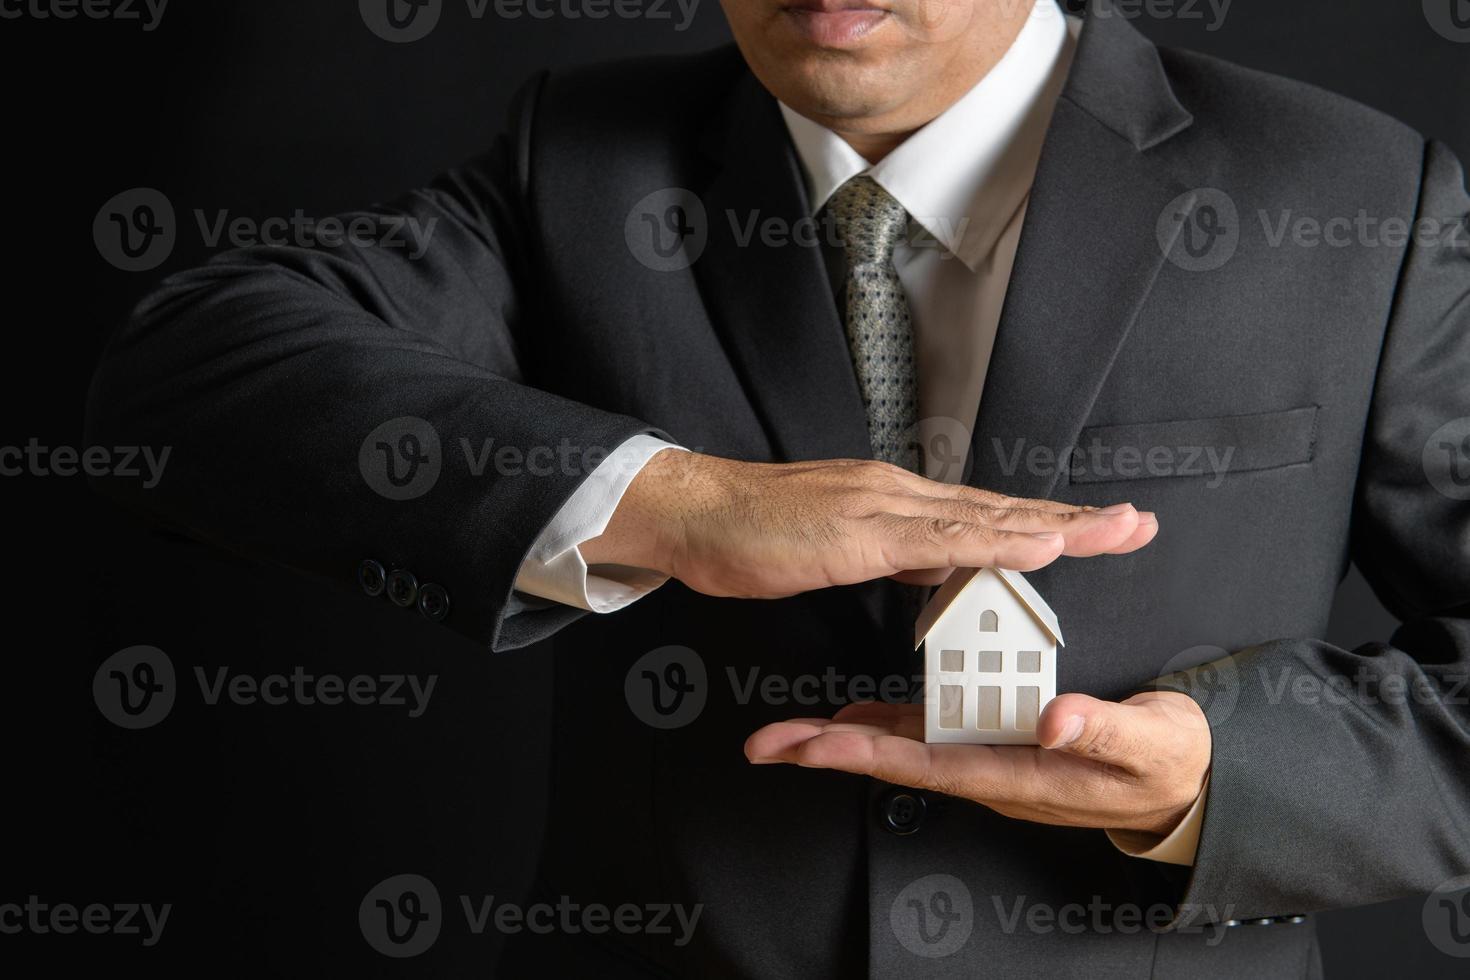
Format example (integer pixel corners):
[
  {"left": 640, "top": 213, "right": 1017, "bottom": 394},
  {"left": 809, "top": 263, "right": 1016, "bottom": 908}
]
[{"left": 779, "top": 0, "right": 1077, "bottom": 271}]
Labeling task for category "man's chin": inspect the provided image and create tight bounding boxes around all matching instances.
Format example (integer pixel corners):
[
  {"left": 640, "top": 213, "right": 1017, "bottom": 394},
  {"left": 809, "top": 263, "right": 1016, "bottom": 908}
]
[{"left": 778, "top": 62, "right": 914, "bottom": 125}]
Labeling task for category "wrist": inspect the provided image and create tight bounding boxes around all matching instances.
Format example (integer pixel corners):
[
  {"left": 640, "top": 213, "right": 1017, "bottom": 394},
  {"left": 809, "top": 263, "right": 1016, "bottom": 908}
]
[
  {"left": 1137, "top": 794, "right": 1198, "bottom": 837},
  {"left": 1134, "top": 759, "right": 1210, "bottom": 836},
  {"left": 580, "top": 448, "right": 712, "bottom": 576}
]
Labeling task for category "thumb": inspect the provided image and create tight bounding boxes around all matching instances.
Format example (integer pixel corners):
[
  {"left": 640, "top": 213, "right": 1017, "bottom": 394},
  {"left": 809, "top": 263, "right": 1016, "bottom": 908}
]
[{"left": 1038, "top": 693, "right": 1152, "bottom": 771}]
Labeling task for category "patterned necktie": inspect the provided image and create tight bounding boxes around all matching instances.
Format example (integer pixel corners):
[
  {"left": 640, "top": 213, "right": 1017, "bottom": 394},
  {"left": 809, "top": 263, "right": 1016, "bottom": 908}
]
[
  {"left": 828, "top": 176, "right": 928, "bottom": 662},
  {"left": 826, "top": 175, "right": 919, "bottom": 473}
]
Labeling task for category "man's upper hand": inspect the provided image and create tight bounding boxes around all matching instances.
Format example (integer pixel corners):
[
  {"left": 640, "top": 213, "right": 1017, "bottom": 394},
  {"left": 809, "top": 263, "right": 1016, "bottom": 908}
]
[{"left": 579, "top": 450, "right": 1158, "bottom": 599}]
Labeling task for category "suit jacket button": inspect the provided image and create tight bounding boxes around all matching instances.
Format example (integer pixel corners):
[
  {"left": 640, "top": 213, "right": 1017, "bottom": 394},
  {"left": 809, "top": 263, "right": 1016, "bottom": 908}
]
[
  {"left": 386, "top": 569, "right": 418, "bottom": 608},
  {"left": 880, "top": 789, "right": 926, "bottom": 836},
  {"left": 418, "top": 583, "right": 450, "bottom": 622},
  {"left": 358, "top": 559, "right": 386, "bottom": 597}
]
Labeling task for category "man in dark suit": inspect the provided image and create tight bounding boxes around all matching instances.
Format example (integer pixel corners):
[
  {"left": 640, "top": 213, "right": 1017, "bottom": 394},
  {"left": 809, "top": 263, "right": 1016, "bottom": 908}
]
[{"left": 87, "top": 0, "right": 1470, "bottom": 975}]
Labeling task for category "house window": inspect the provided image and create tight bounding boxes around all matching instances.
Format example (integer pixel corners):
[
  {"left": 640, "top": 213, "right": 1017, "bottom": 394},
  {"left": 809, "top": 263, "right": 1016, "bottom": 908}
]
[
  {"left": 940, "top": 649, "right": 964, "bottom": 672},
  {"left": 976, "top": 686, "right": 1001, "bottom": 730},
  {"left": 1017, "top": 650, "right": 1042, "bottom": 673},
  {"left": 1015, "top": 687, "right": 1040, "bottom": 731},
  {"left": 977, "top": 650, "right": 1002, "bottom": 673},
  {"left": 940, "top": 685, "right": 964, "bottom": 729},
  {"left": 979, "top": 609, "right": 998, "bottom": 632}
]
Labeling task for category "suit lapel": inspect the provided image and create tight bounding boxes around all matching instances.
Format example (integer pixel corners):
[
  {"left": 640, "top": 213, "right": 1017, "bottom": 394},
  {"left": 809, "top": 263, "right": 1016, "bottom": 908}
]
[
  {"left": 967, "top": 2, "right": 1196, "bottom": 501},
  {"left": 692, "top": 74, "right": 873, "bottom": 464}
]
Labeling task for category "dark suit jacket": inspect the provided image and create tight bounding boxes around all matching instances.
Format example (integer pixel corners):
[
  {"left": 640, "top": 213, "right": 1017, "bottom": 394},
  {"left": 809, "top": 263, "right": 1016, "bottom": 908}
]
[{"left": 87, "top": 2, "right": 1470, "bottom": 976}]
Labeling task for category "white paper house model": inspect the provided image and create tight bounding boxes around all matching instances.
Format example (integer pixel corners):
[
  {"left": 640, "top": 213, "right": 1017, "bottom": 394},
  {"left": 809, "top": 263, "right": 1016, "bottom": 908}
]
[{"left": 914, "top": 568, "right": 1065, "bottom": 745}]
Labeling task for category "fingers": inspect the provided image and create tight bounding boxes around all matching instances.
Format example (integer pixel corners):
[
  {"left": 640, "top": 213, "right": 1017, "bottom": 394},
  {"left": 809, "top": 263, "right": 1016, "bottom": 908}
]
[
  {"left": 756, "top": 722, "right": 1042, "bottom": 808},
  {"left": 891, "top": 470, "right": 1126, "bottom": 522},
  {"left": 885, "top": 471, "right": 1086, "bottom": 514},
  {"left": 876, "top": 511, "right": 1140, "bottom": 570},
  {"left": 875, "top": 515, "right": 1067, "bottom": 573},
  {"left": 744, "top": 719, "right": 844, "bottom": 763},
  {"left": 746, "top": 704, "right": 1027, "bottom": 803},
  {"left": 745, "top": 717, "right": 928, "bottom": 776},
  {"left": 900, "top": 498, "right": 1151, "bottom": 558},
  {"left": 744, "top": 704, "right": 922, "bottom": 765},
  {"left": 1105, "top": 511, "right": 1158, "bottom": 554},
  {"left": 859, "top": 468, "right": 1155, "bottom": 563},
  {"left": 795, "top": 729, "right": 936, "bottom": 783},
  {"left": 839, "top": 462, "right": 1157, "bottom": 575}
]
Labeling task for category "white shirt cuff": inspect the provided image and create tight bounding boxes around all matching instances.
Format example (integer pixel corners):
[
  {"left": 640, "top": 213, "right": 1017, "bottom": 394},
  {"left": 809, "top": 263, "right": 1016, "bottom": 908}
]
[
  {"left": 512, "top": 434, "right": 686, "bottom": 613},
  {"left": 1105, "top": 773, "right": 1210, "bottom": 867}
]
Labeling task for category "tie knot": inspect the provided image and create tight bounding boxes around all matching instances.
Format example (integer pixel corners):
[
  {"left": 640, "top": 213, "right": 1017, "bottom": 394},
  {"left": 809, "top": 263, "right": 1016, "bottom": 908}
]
[{"left": 826, "top": 175, "right": 910, "bottom": 267}]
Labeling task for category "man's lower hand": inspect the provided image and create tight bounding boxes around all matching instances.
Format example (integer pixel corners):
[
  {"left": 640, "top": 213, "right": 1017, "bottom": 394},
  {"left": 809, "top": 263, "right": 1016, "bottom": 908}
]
[{"left": 743, "top": 692, "right": 1211, "bottom": 837}]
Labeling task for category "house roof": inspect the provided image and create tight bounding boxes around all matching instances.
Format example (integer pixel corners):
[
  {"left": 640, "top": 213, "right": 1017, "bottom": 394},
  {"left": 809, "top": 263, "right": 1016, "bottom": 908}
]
[{"left": 913, "top": 567, "right": 1065, "bottom": 649}]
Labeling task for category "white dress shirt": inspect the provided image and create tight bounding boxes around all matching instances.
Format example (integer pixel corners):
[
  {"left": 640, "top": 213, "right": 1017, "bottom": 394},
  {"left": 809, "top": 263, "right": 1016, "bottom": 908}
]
[{"left": 510, "top": 0, "right": 1205, "bottom": 864}]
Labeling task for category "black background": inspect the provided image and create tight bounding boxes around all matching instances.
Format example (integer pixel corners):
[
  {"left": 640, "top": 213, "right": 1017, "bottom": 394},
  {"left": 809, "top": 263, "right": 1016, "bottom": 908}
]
[{"left": 2, "top": 0, "right": 1467, "bottom": 975}]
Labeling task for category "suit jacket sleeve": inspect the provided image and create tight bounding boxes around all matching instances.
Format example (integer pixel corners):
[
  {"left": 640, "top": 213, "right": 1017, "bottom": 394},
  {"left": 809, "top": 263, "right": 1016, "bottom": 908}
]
[
  {"left": 84, "top": 74, "right": 658, "bottom": 651},
  {"left": 1163, "top": 139, "right": 1470, "bottom": 927}
]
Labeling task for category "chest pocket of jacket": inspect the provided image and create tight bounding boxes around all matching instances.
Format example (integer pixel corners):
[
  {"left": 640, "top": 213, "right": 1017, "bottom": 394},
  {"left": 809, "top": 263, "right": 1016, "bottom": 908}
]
[{"left": 1069, "top": 405, "right": 1319, "bottom": 484}]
